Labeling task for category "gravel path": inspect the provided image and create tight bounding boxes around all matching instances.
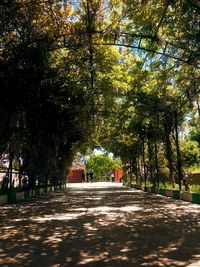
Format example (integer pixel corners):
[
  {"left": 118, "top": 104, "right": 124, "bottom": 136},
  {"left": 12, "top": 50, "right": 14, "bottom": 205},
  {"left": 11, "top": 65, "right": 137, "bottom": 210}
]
[{"left": 0, "top": 182, "right": 200, "bottom": 267}]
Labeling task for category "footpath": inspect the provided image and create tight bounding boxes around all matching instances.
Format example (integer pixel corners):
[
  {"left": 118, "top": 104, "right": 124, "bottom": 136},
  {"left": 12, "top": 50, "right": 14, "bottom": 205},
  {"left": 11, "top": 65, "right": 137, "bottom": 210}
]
[{"left": 0, "top": 182, "right": 199, "bottom": 267}]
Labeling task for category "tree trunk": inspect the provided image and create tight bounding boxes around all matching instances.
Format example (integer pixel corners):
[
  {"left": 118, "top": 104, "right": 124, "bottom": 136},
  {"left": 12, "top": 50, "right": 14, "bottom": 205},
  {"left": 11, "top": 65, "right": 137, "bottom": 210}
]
[
  {"left": 174, "top": 110, "right": 183, "bottom": 190},
  {"left": 129, "top": 159, "right": 133, "bottom": 184},
  {"left": 147, "top": 139, "right": 154, "bottom": 185},
  {"left": 142, "top": 141, "right": 147, "bottom": 190},
  {"left": 154, "top": 142, "right": 160, "bottom": 187},
  {"left": 9, "top": 152, "right": 14, "bottom": 189},
  {"left": 197, "top": 98, "right": 200, "bottom": 118},
  {"left": 137, "top": 157, "right": 142, "bottom": 184},
  {"left": 163, "top": 121, "right": 175, "bottom": 186},
  {"left": 135, "top": 157, "right": 139, "bottom": 184},
  {"left": 122, "top": 162, "right": 127, "bottom": 184}
]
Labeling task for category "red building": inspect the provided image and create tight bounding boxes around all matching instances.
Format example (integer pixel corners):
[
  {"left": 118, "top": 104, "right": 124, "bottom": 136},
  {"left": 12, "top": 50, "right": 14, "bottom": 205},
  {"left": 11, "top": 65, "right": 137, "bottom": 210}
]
[
  {"left": 68, "top": 168, "right": 85, "bottom": 183},
  {"left": 68, "top": 168, "right": 123, "bottom": 183}
]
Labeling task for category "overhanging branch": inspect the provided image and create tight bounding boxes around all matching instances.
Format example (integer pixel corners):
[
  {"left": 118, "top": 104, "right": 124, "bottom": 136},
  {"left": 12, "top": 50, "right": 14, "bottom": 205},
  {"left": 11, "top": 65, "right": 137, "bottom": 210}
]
[{"left": 93, "top": 42, "right": 199, "bottom": 67}]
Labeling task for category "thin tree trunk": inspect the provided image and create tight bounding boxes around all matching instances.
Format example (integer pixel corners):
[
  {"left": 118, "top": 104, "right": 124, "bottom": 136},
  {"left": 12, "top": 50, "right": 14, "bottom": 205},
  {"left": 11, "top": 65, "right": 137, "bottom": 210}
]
[
  {"left": 147, "top": 139, "right": 154, "bottom": 185},
  {"left": 142, "top": 141, "right": 147, "bottom": 190},
  {"left": 122, "top": 162, "right": 127, "bottom": 185},
  {"left": 135, "top": 157, "right": 139, "bottom": 184},
  {"left": 197, "top": 98, "right": 200, "bottom": 118},
  {"left": 154, "top": 142, "right": 160, "bottom": 187},
  {"left": 86, "top": 0, "right": 95, "bottom": 104},
  {"left": 164, "top": 121, "right": 175, "bottom": 186},
  {"left": 136, "top": 158, "right": 142, "bottom": 184},
  {"left": 174, "top": 110, "right": 183, "bottom": 190},
  {"left": 9, "top": 152, "right": 14, "bottom": 189},
  {"left": 129, "top": 159, "right": 133, "bottom": 184}
]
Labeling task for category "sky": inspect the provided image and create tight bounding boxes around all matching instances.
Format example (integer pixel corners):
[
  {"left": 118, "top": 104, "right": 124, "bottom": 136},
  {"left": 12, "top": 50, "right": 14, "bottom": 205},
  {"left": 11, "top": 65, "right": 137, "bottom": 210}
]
[{"left": 93, "top": 148, "right": 114, "bottom": 158}]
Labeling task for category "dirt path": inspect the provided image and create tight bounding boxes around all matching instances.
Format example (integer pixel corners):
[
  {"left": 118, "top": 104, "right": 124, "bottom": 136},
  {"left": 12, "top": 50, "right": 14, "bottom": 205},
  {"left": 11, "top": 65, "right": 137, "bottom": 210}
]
[{"left": 0, "top": 182, "right": 200, "bottom": 267}]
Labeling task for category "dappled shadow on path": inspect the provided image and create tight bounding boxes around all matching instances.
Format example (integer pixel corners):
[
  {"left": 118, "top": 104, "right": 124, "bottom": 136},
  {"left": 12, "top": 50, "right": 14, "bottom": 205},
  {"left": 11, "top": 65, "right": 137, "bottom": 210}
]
[{"left": 0, "top": 183, "right": 200, "bottom": 267}]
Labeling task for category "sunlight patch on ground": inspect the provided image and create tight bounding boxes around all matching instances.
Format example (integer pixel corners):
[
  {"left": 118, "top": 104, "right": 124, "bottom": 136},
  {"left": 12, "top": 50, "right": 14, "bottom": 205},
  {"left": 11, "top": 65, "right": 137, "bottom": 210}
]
[
  {"left": 78, "top": 250, "right": 130, "bottom": 265},
  {"left": 141, "top": 259, "right": 187, "bottom": 266},
  {"left": 0, "top": 252, "right": 29, "bottom": 265},
  {"left": 78, "top": 251, "right": 108, "bottom": 265},
  {"left": 141, "top": 240, "right": 199, "bottom": 267},
  {"left": 83, "top": 223, "right": 99, "bottom": 231},
  {"left": 186, "top": 257, "right": 200, "bottom": 266},
  {"left": 164, "top": 203, "right": 200, "bottom": 212},
  {"left": 120, "top": 247, "right": 132, "bottom": 252},
  {"left": 85, "top": 197, "right": 102, "bottom": 200},
  {"left": 31, "top": 212, "right": 84, "bottom": 222},
  {"left": 0, "top": 226, "right": 15, "bottom": 230},
  {"left": 43, "top": 236, "right": 62, "bottom": 245},
  {"left": 13, "top": 205, "right": 143, "bottom": 223},
  {"left": 68, "top": 182, "right": 123, "bottom": 188},
  {"left": 63, "top": 208, "right": 88, "bottom": 212},
  {"left": 77, "top": 251, "right": 129, "bottom": 265},
  {"left": 1, "top": 228, "right": 18, "bottom": 240},
  {"left": 88, "top": 205, "right": 142, "bottom": 213}
]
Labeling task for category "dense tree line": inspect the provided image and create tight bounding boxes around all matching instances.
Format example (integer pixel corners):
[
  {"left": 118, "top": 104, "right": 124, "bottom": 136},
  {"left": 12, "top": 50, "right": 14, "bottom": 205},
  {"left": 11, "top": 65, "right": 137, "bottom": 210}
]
[
  {"left": 0, "top": 0, "right": 95, "bottom": 187},
  {"left": 0, "top": 0, "right": 199, "bottom": 189}
]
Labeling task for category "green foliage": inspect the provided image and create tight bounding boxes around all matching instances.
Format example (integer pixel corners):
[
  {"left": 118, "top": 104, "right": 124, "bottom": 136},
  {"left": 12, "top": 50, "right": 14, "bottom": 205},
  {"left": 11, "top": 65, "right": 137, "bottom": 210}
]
[
  {"left": 0, "top": 0, "right": 97, "bottom": 185},
  {"left": 186, "top": 165, "right": 200, "bottom": 173},
  {"left": 189, "top": 185, "right": 200, "bottom": 194},
  {"left": 86, "top": 154, "right": 121, "bottom": 180},
  {"left": 0, "top": 0, "right": 199, "bottom": 189},
  {"left": 182, "top": 141, "right": 200, "bottom": 166},
  {"left": 189, "top": 128, "right": 200, "bottom": 145}
]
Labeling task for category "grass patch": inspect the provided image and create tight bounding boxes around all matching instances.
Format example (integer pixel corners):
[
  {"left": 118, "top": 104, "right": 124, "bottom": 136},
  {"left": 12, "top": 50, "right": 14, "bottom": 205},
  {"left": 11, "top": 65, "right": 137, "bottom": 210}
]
[
  {"left": 185, "top": 165, "right": 200, "bottom": 173},
  {"left": 141, "top": 181, "right": 200, "bottom": 193},
  {"left": 189, "top": 184, "right": 200, "bottom": 193}
]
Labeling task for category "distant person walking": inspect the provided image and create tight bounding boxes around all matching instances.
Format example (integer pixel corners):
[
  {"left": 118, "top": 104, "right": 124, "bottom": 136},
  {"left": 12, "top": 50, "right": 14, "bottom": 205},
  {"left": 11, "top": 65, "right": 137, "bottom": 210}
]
[
  {"left": 183, "top": 172, "right": 190, "bottom": 191},
  {"left": 89, "top": 170, "right": 94, "bottom": 183},
  {"left": 81, "top": 171, "right": 85, "bottom": 183},
  {"left": 2, "top": 175, "right": 9, "bottom": 190},
  {"left": 111, "top": 173, "right": 115, "bottom": 182},
  {"left": 86, "top": 172, "right": 90, "bottom": 182}
]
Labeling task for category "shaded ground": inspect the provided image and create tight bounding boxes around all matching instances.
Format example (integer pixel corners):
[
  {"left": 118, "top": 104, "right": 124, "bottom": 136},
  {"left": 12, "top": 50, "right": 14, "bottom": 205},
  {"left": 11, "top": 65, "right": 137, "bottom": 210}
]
[{"left": 0, "top": 182, "right": 200, "bottom": 267}]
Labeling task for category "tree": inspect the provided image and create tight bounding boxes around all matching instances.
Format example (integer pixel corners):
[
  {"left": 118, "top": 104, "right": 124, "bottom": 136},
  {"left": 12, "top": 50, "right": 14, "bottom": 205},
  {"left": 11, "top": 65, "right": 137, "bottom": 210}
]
[
  {"left": 86, "top": 154, "right": 121, "bottom": 180},
  {"left": 182, "top": 141, "right": 200, "bottom": 167},
  {"left": 0, "top": 0, "right": 199, "bottom": 190}
]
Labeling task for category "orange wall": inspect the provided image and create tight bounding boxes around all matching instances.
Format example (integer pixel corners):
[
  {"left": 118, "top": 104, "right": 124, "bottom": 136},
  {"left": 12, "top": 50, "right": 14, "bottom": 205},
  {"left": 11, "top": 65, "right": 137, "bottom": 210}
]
[{"left": 113, "top": 168, "right": 123, "bottom": 182}]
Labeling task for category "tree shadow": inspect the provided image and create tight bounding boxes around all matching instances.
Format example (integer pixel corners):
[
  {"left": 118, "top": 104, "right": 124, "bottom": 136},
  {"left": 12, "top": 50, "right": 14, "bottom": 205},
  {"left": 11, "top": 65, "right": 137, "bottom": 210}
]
[{"left": 0, "top": 184, "right": 199, "bottom": 267}]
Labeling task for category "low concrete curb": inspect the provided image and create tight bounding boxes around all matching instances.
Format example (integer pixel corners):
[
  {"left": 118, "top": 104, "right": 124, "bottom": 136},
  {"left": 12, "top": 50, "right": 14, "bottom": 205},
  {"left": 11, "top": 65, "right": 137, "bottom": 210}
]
[
  {"left": 182, "top": 191, "right": 200, "bottom": 203},
  {"left": 16, "top": 192, "right": 24, "bottom": 201},
  {"left": 0, "top": 195, "right": 8, "bottom": 205},
  {"left": 0, "top": 183, "right": 67, "bottom": 206},
  {"left": 128, "top": 184, "right": 199, "bottom": 204}
]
